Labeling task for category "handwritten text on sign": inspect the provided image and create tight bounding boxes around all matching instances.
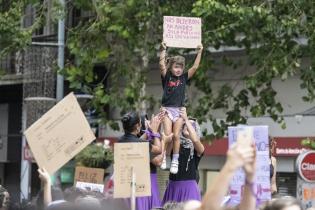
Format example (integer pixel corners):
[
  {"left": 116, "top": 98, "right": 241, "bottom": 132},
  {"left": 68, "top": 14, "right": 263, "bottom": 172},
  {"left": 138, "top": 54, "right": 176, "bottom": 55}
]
[
  {"left": 74, "top": 166, "right": 105, "bottom": 184},
  {"left": 24, "top": 93, "right": 96, "bottom": 175},
  {"left": 228, "top": 126, "right": 271, "bottom": 206},
  {"left": 163, "top": 16, "right": 201, "bottom": 48},
  {"left": 114, "top": 142, "right": 151, "bottom": 198}
]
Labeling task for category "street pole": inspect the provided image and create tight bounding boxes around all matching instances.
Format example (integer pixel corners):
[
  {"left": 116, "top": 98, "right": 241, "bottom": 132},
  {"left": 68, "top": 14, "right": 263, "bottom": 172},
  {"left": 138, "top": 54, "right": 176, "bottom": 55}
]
[
  {"left": 53, "top": 0, "right": 65, "bottom": 187},
  {"left": 57, "top": 0, "right": 65, "bottom": 101},
  {"left": 20, "top": 0, "right": 65, "bottom": 201},
  {"left": 20, "top": 104, "right": 31, "bottom": 202}
]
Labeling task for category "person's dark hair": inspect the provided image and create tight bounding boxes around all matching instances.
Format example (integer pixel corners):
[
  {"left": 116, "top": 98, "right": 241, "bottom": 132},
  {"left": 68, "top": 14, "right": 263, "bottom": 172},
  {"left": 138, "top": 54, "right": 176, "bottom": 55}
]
[
  {"left": 63, "top": 187, "right": 86, "bottom": 203},
  {"left": 139, "top": 114, "right": 148, "bottom": 136},
  {"left": 83, "top": 191, "right": 104, "bottom": 200},
  {"left": 74, "top": 196, "right": 102, "bottom": 210},
  {"left": 121, "top": 112, "right": 140, "bottom": 134},
  {"left": 19, "top": 202, "right": 35, "bottom": 210},
  {"left": 260, "top": 196, "right": 302, "bottom": 210},
  {"left": 45, "top": 201, "right": 73, "bottom": 210},
  {"left": 0, "top": 185, "right": 8, "bottom": 208},
  {"left": 8, "top": 203, "right": 20, "bottom": 210}
]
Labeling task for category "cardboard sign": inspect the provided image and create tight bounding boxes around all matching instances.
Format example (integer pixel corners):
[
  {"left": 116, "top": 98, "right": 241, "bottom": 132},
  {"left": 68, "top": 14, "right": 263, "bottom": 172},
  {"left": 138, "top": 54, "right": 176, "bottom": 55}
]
[
  {"left": 76, "top": 181, "right": 105, "bottom": 193},
  {"left": 24, "top": 92, "right": 96, "bottom": 175},
  {"left": 114, "top": 142, "right": 151, "bottom": 198},
  {"left": 228, "top": 125, "right": 271, "bottom": 206},
  {"left": 163, "top": 16, "right": 202, "bottom": 48},
  {"left": 74, "top": 166, "right": 105, "bottom": 184}
]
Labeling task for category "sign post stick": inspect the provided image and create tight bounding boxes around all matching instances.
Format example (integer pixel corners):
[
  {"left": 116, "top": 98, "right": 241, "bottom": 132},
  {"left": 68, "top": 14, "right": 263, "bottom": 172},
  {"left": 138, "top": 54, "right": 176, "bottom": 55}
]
[{"left": 131, "top": 166, "right": 136, "bottom": 210}]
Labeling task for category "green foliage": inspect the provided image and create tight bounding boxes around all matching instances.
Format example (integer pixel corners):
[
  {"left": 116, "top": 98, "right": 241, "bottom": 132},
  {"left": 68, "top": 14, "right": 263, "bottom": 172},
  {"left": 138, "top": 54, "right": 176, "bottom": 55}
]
[
  {"left": 191, "top": 0, "right": 315, "bottom": 139},
  {"left": 75, "top": 143, "right": 113, "bottom": 169},
  {"left": 301, "top": 138, "right": 315, "bottom": 150},
  {"left": 2, "top": 0, "right": 315, "bottom": 140},
  {"left": 0, "top": 0, "right": 45, "bottom": 57},
  {"left": 63, "top": 0, "right": 195, "bottom": 129}
]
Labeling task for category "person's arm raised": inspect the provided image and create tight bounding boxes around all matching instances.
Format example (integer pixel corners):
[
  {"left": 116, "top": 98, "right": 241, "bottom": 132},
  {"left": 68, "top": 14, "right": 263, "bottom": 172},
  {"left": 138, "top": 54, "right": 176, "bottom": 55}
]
[
  {"left": 159, "top": 42, "right": 167, "bottom": 77},
  {"left": 149, "top": 113, "right": 165, "bottom": 155},
  {"left": 199, "top": 144, "right": 255, "bottom": 210},
  {"left": 180, "top": 108, "right": 204, "bottom": 156},
  {"left": 151, "top": 132, "right": 173, "bottom": 166},
  {"left": 38, "top": 168, "right": 52, "bottom": 207},
  {"left": 188, "top": 45, "right": 203, "bottom": 79},
  {"left": 239, "top": 144, "right": 257, "bottom": 210},
  {"left": 271, "top": 156, "right": 277, "bottom": 194}
]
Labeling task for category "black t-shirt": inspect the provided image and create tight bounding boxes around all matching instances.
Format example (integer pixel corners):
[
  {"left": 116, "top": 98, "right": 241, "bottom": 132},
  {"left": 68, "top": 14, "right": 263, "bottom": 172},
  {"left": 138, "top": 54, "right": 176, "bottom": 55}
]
[
  {"left": 169, "top": 145, "right": 203, "bottom": 181},
  {"left": 161, "top": 71, "right": 190, "bottom": 107},
  {"left": 118, "top": 133, "right": 157, "bottom": 174}
]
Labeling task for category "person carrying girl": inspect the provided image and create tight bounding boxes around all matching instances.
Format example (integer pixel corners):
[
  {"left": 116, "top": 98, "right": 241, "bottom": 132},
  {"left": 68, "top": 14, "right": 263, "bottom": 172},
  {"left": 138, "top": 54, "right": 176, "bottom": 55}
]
[
  {"left": 118, "top": 111, "right": 163, "bottom": 210},
  {"left": 159, "top": 41, "right": 203, "bottom": 174},
  {"left": 161, "top": 108, "right": 204, "bottom": 204}
]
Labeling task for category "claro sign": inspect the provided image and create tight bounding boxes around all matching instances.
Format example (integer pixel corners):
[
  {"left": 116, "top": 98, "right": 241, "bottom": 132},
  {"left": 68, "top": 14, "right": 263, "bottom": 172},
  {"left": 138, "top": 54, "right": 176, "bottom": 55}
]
[{"left": 296, "top": 151, "right": 315, "bottom": 182}]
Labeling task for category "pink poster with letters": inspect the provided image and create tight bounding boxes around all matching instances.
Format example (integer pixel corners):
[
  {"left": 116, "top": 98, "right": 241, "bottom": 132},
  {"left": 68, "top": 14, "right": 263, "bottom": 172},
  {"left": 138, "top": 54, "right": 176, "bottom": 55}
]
[
  {"left": 163, "top": 16, "right": 202, "bottom": 48},
  {"left": 228, "top": 125, "right": 271, "bottom": 206}
]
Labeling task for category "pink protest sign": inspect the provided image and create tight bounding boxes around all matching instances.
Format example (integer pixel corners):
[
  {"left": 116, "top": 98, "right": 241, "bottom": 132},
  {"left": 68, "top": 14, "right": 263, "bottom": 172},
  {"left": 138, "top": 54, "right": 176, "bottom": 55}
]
[
  {"left": 163, "top": 16, "right": 202, "bottom": 48},
  {"left": 228, "top": 126, "right": 271, "bottom": 206}
]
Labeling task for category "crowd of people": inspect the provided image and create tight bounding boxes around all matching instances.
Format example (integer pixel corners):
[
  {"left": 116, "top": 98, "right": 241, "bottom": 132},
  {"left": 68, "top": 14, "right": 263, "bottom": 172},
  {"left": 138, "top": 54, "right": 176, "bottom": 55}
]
[{"left": 0, "top": 108, "right": 310, "bottom": 210}]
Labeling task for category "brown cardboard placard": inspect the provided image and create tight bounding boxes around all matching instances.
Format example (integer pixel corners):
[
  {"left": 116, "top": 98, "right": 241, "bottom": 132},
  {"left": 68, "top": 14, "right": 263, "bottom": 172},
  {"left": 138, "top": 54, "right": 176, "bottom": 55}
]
[
  {"left": 114, "top": 142, "right": 151, "bottom": 198},
  {"left": 163, "top": 16, "right": 202, "bottom": 48},
  {"left": 24, "top": 92, "right": 96, "bottom": 175},
  {"left": 74, "top": 166, "right": 105, "bottom": 184}
]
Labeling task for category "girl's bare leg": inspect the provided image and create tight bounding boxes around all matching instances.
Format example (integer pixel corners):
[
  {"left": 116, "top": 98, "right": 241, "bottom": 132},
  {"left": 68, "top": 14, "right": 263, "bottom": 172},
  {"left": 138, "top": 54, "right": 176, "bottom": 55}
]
[{"left": 170, "top": 117, "right": 184, "bottom": 174}]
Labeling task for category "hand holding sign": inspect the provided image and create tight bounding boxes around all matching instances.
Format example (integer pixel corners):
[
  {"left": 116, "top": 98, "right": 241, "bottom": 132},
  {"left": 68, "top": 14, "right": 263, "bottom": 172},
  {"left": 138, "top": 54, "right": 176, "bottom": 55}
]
[
  {"left": 236, "top": 126, "right": 254, "bottom": 147},
  {"left": 228, "top": 126, "right": 271, "bottom": 205},
  {"left": 160, "top": 42, "right": 167, "bottom": 51},
  {"left": 243, "top": 144, "right": 257, "bottom": 182},
  {"left": 226, "top": 144, "right": 255, "bottom": 171},
  {"left": 197, "top": 44, "right": 203, "bottom": 53},
  {"left": 38, "top": 168, "right": 51, "bottom": 185}
]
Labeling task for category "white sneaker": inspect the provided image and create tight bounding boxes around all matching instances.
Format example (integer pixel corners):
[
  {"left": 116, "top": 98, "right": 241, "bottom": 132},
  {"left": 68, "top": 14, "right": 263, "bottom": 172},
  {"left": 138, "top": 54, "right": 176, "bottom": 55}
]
[
  {"left": 170, "top": 160, "right": 179, "bottom": 174},
  {"left": 160, "top": 154, "right": 167, "bottom": 170}
]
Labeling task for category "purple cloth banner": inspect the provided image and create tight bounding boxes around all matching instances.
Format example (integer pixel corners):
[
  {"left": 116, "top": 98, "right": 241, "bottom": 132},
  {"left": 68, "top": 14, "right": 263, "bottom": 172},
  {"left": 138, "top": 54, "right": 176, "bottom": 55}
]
[{"left": 228, "top": 125, "right": 271, "bottom": 206}]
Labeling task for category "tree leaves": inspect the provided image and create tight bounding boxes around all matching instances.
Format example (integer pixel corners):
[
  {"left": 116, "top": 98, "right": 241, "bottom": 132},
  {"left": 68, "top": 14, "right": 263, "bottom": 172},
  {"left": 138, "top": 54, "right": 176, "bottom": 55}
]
[
  {"left": 2, "top": 0, "right": 315, "bottom": 141},
  {"left": 191, "top": 0, "right": 315, "bottom": 139}
]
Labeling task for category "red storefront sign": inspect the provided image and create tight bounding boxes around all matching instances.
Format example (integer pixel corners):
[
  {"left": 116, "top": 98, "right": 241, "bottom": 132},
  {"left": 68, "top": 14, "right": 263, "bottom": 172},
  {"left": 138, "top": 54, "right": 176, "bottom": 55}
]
[
  {"left": 99, "top": 136, "right": 312, "bottom": 157},
  {"left": 297, "top": 151, "right": 315, "bottom": 182},
  {"left": 202, "top": 137, "right": 311, "bottom": 157}
]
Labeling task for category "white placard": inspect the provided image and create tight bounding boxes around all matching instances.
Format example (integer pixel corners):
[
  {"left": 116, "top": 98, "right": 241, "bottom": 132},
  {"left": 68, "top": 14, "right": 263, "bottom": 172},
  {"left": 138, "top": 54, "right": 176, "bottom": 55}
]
[{"left": 163, "top": 16, "right": 202, "bottom": 48}]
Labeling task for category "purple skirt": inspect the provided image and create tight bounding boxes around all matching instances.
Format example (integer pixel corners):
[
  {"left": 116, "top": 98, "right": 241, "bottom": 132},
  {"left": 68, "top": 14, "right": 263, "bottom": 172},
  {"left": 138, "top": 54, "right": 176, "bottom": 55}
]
[
  {"left": 162, "top": 180, "right": 201, "bottom": 205},
  {"left": 127, "top": 173, "right": 161, "bottom": 210}
]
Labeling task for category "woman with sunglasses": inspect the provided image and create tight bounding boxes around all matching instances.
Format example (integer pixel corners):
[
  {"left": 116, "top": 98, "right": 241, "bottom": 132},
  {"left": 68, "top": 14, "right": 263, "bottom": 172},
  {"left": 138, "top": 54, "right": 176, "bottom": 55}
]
[{"left": 162, "top": 108, "right": 204, "bottom": 204}]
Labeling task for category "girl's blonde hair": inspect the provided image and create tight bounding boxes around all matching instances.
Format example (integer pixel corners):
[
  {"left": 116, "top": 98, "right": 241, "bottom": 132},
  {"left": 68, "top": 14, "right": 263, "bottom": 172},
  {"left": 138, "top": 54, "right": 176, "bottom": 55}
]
[{"left": 166, "top": 55, "right": 185, "bottom": 72}]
